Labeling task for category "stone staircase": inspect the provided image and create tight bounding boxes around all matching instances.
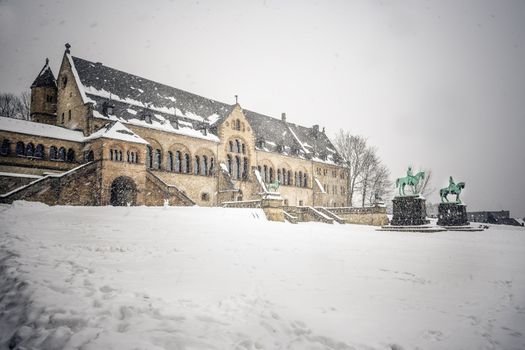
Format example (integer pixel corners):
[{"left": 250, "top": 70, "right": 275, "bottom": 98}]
[
  {"left": 146, "top": 170, "right": 195, "bottom": 206},
  {"left": 283, "top": 211, "right": 298, "bottom": 224},
  {"left": 0, "top": 162, "right": 99, "bottom": 205},
  {"left": 283, "top": 206, "right": 334, "bottom": 224},
  {"left": 315, "top": 207, "right": 346, "bottom": 224}
]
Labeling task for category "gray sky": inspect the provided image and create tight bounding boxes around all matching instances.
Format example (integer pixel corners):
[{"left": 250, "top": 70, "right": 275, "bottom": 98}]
[{"left": 1, "top": 0, "right": 524, "bottom": 217}]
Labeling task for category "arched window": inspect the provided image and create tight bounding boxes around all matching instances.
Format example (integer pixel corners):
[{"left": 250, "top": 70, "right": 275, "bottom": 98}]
[
  {"left": 35, "top": 144, "right": 44, "bottom": 159},
  {"left": 303, "top": 172, "right": 308, "bottom": 188},
  {"left": 210, "top": 157, "right": 215, "bottom": 175},
  {"left": 25, "top": 143, "right": 34, "bottom": 157},
  {"left": 294, "top": 171, "right": 298, "bottom": 186},
  {"left": 127, "top": 151, "right": 130, "bottom": 162},
  {"left": 194, "top": 155, "right": 200, "bottom": 175},
  {"left": 86, "top": 150, "right": 94, "bottom": 161},
  {"left": 168, "top": 151, "right": 174, "bottom": 171},
  {"left": 263, "top": 165, "right": 268, "bottom": 183},
  {"left": 58, "top": 147, "right": 66, "bottom": 161},
  {"left": 228, "top": 141, "right": 234, "bottom": 152},
  {"left": 243, "top": 157, "right": 248, "bottom": 179},
  {"left": 227, "top": 154, "right": 232, "bottom": 175},
  {"left": 269, "top": 167, "right": 274, "bottom": 183},
  {"left": 277, "top": 169, "right": 282, "bottom": 183},
  {"left": 16, "top": 141, "right": 25, "bottom": 156},
  {"left": 184, "top": 153, "right": 191, "bottom": 174},
  {"left": 298, "top": 171, "right": 303, "bottom": 187},
  {"left": 235, "top": 156, "right": 241, "bottom": 179},
  {"left": 287, "top": 170, "right": 292, "bottom": 186},
  {"left": 202, "top": 155, "right": 208, "bottom": 176},
  {"left": 235, "top": 139, "right": 241, "bottom": 153},
  {"left": 110, "top": 149, "right": 114, "bottom": 161},
  {"left": 119, "top": 150, "right": 123, "bottom": 161},
  {"left": 154, "top": 149, "right": 162, "bottom": 169},
  {"left": 67, "top": 148, "right": 75, "bottom": 162},
  {"left": 235, "top": 119, "right": 241, "bottom": 131},
  {"left": 1, "top": 139, "right": 10, "bottom": 155},
  {"left": 50, "top": 146, "right": 57, "bottom": 160},
  {"left": 175, "top": 151, "right": 182, "bottom": 173},
  {"left": 146, "top": 146, "right": 153, "bottom": 168},
  {"left": 241, "top": 143, "right": 246, "bottom": 154}
]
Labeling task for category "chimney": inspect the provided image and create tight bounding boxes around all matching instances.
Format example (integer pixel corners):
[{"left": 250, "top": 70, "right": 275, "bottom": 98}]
[
  {"left": 281, "top": 112, "right": 286, "bottom": 122},
  {"left": 313, "top": 125, "right": 319, "bottom": 134},
  {"left": 322, "top": 127, "right": 325, "bottom": 133}
]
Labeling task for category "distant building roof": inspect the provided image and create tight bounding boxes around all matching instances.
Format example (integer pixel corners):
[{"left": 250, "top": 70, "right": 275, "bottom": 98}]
[{"left": 69, "top": 55, "right": 342, "bottom": 164}]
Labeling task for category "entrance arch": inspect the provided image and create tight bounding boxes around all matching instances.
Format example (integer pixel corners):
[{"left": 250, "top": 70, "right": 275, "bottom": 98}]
[{"left": 110, "top": 176, "right": 137, "bottom": 206}]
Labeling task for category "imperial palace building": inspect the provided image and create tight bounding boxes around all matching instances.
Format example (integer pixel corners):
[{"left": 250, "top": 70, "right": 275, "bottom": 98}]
[{"left": 0, "top": 44, "right": 349, "bottom": 208}]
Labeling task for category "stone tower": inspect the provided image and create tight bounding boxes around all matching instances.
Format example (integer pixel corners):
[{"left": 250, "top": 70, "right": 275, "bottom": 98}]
[{"left": 30, "top": 58, "right": 58, "bottom": 125}]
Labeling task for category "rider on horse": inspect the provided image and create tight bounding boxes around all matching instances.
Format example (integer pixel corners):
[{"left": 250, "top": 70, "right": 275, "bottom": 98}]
[{"left": 448, "top": 176, "right": 455, "bottom": 192}]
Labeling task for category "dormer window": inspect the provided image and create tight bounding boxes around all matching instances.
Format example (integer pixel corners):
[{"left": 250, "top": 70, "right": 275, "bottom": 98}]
[
  {"left": 277, "top": 144, "right": 283, "bottom": 153},
  {"left": 102, "top": 102, "right": 115, "bottom": 116},
  {"left": 143, "top": 114, "right": 152, "bottom": 124},
  {"left": 257, "top": 140, "right": 265, "bottom": 148}
]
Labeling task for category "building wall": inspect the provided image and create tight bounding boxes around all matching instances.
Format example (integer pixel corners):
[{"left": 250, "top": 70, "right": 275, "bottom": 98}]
[
  {"left": 56, "top": 55, "right": 91, "bottom": 133},
  {"left": 30, "top": 86, "right": 57, "bottom": 124},
  {"left": 312, "top": 161, "right": 348, "bottom": 207},
  {"left": 0, "top": 130, "right": 84, "bottom": 175},
  {"left": 216, "top": 105, "right": 260, "bottom": 202}
]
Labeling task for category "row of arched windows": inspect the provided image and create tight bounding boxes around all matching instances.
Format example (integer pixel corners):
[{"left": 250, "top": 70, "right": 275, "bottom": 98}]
[
  {"left": 146, "top": 146, "right": 215, "bottom": 176},
  {"left": 227, "top": 154, "right": 249, "bottom": 180},
  {"left": 1, "top": 139, "right": 75, "bottom": 162},
  {"left": 110, "top": 149, "right": 123, "bottom": 161},
  {"left": 257, "top": 165, "right": 308, "bottom": 188},
  {"left": 109, "top": 148, "right": 138, "bottom": 164},
  {"left": 228, "top": 139, "right": 246, "bottom": 154}
]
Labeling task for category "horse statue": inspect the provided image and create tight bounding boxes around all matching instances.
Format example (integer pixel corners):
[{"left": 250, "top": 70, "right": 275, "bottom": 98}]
[
  {"left": 396, "top": 168, "right": 425, "bottom": 196},
  {"left": 440, "top": 177, "right": 465, "bottom": 204},
  {"left": 267, "top": 179, "right": 280, "bottom": 193}
]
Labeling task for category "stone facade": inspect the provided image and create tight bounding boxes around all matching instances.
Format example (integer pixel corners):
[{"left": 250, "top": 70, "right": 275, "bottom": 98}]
[{"left": 1, "top": 45, "right": 349, "bottom": 210}]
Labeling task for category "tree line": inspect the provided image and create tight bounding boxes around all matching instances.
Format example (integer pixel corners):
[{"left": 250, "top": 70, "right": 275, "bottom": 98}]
[{"left": 0, "top": 92, "right": 31, "bottom": 120}]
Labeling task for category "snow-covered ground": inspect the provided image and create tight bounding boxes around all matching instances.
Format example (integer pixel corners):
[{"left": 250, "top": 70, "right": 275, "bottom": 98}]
[{"left": 1, "top": 202, "right": 524, "bottom": 350}]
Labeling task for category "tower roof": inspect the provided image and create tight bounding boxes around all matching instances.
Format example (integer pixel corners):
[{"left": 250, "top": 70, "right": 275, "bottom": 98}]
[{"left": 31, "top": 58, "right": 57, "bottom": 89}]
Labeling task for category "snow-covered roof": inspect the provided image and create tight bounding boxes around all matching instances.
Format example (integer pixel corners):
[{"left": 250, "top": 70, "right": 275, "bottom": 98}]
[
  {"left": 0, "top": 116, "right": 150, "bottom": 146},
  {"left": 85, "top": 121, "right": 149, "bottom": 145},
  {"left": 31, "top": 59, "right": 57, "bottom": 89},
  {"left": 0, "top": 116, "right": 84, "bottom": 142},
  {"left": 68, "top": 55, "right": 343, "bottom": 163}
]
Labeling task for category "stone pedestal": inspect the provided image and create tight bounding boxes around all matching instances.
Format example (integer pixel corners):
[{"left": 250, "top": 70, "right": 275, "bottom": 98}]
[
  {"left": 391, "top": 196, "right": 429, "bottom": 226},
  {"left": 261, "top": 193, "right": 284, "bottom": 222},
  {"left": 437, "top": 203, "right": 469, "bottom": 226}
]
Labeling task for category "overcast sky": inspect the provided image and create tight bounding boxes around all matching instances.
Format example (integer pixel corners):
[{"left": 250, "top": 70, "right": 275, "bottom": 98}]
[{"left": 1, "top": 0, "right": 524, "bottom": 217}]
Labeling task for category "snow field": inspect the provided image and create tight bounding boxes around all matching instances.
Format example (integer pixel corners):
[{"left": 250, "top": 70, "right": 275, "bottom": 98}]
[{"left": 1, "top": 201, "right": 524, "bottom": 349}]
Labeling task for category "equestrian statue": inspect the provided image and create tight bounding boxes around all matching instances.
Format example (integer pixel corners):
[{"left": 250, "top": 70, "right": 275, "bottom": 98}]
[
  {"left": 395, "top": 166, "right": 425, "bottom": 196},
  {"left": 267, "top": 179, "right": 281, "bottom": 192},
  {"left": 439, "top": 176, "right": 465, "bottom": 204}
]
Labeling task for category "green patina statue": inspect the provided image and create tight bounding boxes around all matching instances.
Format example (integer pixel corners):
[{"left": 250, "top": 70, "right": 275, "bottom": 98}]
[
  {"left": 396, "top": 166, "right": 426, "bottom": 196},
  {"left": 267, "top": 179, "right": 281, "bottom": 192},
  {"left": 440, "top": 176, "right": 465, "bottom": 204}
]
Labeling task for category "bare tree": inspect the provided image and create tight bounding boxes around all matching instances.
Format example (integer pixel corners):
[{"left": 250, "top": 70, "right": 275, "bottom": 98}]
[
  {"left": 334, "top": 131, "right": 368, "bottom": 206},
  {"left": 367, "top": 164, "right": 392, "bottom": 205},
  {"left": 0, "top": 92, "right": 30, "bottom": 119},
  {"left": 359, "top": 148, "right": 378, "bottom": 207},
  {"left": 19, "top": 91, "right": 31, "bottom": 120}
]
